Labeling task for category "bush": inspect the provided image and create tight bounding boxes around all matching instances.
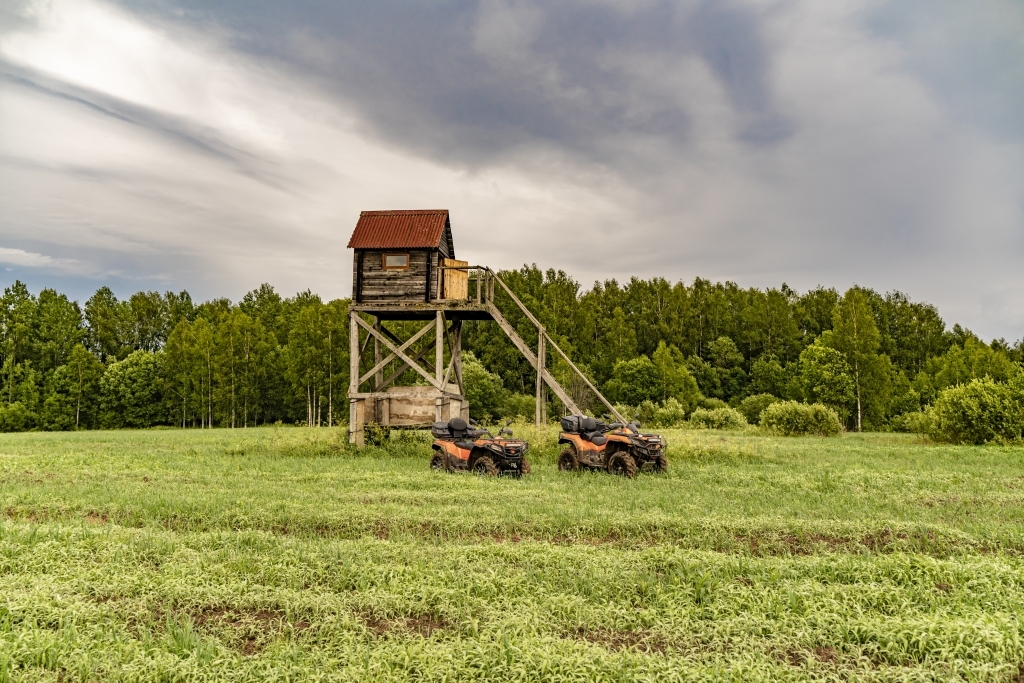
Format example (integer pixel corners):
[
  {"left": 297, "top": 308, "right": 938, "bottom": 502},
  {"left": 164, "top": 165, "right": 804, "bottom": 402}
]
[
  {"left": 700, "top": 398, "right": 729, "bottom": 411},
  {"left": 500, "top": 393, "right": 535, "bottom": 420},
  {"left": 689, "top": 407, "right": 747, "bottom": 430},
  {"left": 0, "top": 402, "right": 35, "bottom": 432},
  {"left": 931, "top": 378, "right": 1024, "bottom": 445},
  {"left": 738, "top": 393, "right": 782, "bottom": 425},
  {"left": 892, "top": 410, "right": 934, "bottom": 435},
  {"left": 364, "top": 423, "right": 391, "bottom": 447},
  {"left": 761, "top": 401, "right": 842, "bottom": 436},
  {"left": 462, "top": 352, "right": 504, "bottom": 420},
  {"left": 653, "top": 397, "right": 687, "bottom": 427}
]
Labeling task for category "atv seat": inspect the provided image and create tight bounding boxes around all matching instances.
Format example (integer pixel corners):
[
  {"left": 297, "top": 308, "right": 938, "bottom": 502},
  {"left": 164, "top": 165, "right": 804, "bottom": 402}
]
[
  {"left": 448, "top": 417, "right": 470, "bottom": 440},
  {"left": 577, "top": 416, "right": 607, "bottom": 444}
]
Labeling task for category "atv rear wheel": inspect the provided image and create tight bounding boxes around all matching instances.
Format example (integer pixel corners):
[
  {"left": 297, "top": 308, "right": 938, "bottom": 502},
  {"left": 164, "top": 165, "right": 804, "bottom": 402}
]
[
  {"left": 607, "top": 452, "right": 638, "bottom": 478},
  {"left": 651, "top": 453, "right": 669, "bottom": 474},
  {"left": 430, "top": 452, "right": 446, "bottom": 472},
  {"left": 557, "top": 448, "right": 579, "bottom": 472},
  {"left": 472, "top": 455, "right": 499, "bottom": 476}
]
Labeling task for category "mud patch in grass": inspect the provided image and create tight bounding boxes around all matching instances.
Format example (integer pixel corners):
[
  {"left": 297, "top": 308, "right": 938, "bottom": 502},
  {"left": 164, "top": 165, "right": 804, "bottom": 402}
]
[
  {"left": 188, "top": 605, "right": 309, "bottom": 655},
  {"left": 573, "top": 627, "right": 668, "bottom": 654},
  {"left": 359, "top": 610, "right": 449, "bottom": 638}
]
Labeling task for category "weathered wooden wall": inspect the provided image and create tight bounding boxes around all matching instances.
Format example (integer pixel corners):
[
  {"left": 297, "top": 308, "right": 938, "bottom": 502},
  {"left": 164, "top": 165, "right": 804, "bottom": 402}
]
[
  {"left": 353, "top": 386, "right": 468, "bottom": 427},
  {"left": 353, "top": 250, "right": 440, "bottom": 303}
]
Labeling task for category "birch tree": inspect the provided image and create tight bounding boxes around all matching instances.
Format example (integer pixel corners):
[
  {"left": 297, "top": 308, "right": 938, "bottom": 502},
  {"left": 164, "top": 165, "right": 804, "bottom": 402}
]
[{"left": 828, "top": 288, "right": 888, "bottom": 431}]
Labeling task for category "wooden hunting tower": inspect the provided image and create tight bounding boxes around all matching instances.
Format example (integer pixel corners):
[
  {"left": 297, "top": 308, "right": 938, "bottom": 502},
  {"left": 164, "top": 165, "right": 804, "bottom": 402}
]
[{"left": 346, "top": 210, "right": 623, "bottom": 445}]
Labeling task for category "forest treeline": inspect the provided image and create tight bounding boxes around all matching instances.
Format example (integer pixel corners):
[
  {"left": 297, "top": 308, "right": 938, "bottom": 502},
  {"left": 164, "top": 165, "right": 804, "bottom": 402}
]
[
  {"left": 0, "top": 267, "right": 1021, "bottom": 432},
  {"left": 464, "top": 268, "right": 1023, "bottom": 431}
]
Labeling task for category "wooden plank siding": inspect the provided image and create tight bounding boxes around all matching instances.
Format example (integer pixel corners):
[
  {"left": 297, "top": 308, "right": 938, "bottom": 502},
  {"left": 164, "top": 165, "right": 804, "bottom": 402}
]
[
  {"left": 441, "top": 258, "right": 469, "bottom": 300},
  {"left": 355, "top": 250, "right": 442, "bottom": 304}
]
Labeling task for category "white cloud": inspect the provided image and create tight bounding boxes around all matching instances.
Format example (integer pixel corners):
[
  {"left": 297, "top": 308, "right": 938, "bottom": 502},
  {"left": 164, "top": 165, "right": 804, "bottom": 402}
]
[{"left": 0, "top": 246, "right": 79, "bottom": 270}]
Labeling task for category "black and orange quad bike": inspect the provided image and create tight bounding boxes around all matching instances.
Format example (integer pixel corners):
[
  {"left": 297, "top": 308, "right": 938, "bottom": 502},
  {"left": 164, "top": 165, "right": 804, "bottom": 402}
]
[
  {"left": 557, "top": 415, "right": 668, "bottom": 478},
  {"left": 430, "top": 418, "right": 531, "bottom": 477}
]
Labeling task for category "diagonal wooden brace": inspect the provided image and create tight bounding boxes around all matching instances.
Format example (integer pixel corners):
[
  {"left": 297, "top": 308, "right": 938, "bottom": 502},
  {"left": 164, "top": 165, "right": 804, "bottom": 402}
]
[
  {"left": 377, "top": 320, "right": 456, "bottom": 390},
  {"left": 379, "top": 343, "right": 432, "bottom": 390},
  {"left": 359, "top": 319, "right": 434, "bottom": 386},
  {"left": 353, "top": 315, "right": 442, "bottom": 390},
  {"left": 485, "top": 302, "right": 582, "bottom": 415}
]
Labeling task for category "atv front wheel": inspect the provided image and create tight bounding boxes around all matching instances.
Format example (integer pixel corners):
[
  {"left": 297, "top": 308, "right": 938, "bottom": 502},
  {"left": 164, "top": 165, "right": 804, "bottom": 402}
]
[
  {"left": 651, "top": 454, "right": 669, "bottom": 474},
  {"left": 472, "top": 456, "right": 499, "bottom": 476},
  {"left": 607, "top": 452, "right": 638, "bottom": 478},
  {"left": 557, "top": 448, "right": 579, "bottom": 472},
  {"left": 430, "top": 452, "right": 446, "bottom": 472},
  {"left": 519, "top": 459, "right": 531, "bottom": 477}
]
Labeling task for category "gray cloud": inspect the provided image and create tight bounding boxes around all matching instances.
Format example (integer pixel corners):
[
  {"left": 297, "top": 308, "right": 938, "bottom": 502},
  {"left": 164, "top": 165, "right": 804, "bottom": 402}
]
[
  {"left": 1, "top": 0, "right": 1023, "bottom": 340},
  {"left": 109, "top": 0, "right": 790, "bottom": 166}
]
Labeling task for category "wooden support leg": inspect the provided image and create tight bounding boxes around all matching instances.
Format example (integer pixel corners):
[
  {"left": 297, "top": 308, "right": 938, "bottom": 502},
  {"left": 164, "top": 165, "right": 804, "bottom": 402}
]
[
  {"left": 436, "top": 311, "right": 445, "bottom": 421},
  {"left": 352, "top": 399, "right": 365, "bottom": 447},
  {"left": 536, "top": 331, "right": 545, "bottom": 428},
  {"left": 435, "top": 311, "right": 444, "bottom": 386},
  {"left": 349, "top": 312, "right": 360, "bottom": 444},
  {"left": 540, "top": 333, "right": 548, "bottom": 423}
]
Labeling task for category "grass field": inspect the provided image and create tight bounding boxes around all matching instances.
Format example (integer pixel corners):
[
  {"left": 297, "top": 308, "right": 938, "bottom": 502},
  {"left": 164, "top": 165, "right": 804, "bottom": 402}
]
[{"left": 3, "top": 425, "right": 1024, "bottom": 681}]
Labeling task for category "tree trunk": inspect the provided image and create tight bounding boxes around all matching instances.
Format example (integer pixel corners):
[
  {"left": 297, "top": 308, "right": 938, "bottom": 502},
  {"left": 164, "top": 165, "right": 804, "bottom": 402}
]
[
  {"left": 76, "top": 363, "right": 82, "bottom": 429},
  {"left": 854, "top": 364, "right": 862, "bottom": 432},
  {"left": 328, "top": 330, "right": 333, "bottom": 428}
]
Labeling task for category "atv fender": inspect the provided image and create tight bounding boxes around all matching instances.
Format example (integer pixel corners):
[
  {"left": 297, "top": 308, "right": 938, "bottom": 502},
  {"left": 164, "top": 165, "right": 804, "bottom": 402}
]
[{"left": 467, "top": 447, "right": 491, "bottom": 471}]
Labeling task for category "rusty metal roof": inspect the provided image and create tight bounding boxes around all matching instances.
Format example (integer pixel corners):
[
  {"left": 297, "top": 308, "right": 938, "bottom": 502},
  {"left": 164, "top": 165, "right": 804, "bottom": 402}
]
[{"left": 347, "top": 210, "right": 450, "bottom": 250}]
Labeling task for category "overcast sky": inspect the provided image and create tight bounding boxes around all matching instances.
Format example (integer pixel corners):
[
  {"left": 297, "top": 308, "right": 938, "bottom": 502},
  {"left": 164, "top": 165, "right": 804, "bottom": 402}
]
[{"left": 1, "top": 0, "right": 1023, "bottom": 340}]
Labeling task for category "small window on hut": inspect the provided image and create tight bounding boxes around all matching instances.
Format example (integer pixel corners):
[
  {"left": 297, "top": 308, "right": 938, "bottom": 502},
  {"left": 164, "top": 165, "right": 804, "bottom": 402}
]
[{"left": 382, "top": 253, "right": 410, "bottom": 270}]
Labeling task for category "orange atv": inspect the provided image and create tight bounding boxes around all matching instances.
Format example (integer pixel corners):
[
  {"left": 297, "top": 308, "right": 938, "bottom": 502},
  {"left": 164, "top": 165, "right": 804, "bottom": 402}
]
[
  {"left": 430, "top": 417, "right": 531, "bottom": 477},
  {"left": 557, "top": 415, "right": 668, "bottom": 478}
]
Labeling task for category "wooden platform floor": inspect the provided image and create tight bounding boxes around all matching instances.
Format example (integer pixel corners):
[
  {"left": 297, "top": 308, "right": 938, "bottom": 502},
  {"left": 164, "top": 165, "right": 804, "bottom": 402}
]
[{"left": 349, "top": 301, "right": 493, "bottom": 321}]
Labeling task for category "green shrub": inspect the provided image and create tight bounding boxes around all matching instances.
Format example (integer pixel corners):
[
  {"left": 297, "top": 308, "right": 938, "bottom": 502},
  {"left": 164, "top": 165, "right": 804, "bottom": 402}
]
[
  {"left": 0, "top": 402, "right": 35, "bottom": 432},
  {"left": 689, "top": 406, "right": 747, "bottom": 430},
  {"left": 892, "top": 410, "right": 934, "bottom": 435},
  {"left": 738, "top": 393, "right": 782, "bottom": 425},
  {"left": 760, "top": 401, "right": 842, "bottom": 436},
  {"left": 700, "top": 398, "right": 729, "bottom": 411},
  {"left": 931, "top": 378, "right": 1024, "bottom": 445},
  {"left": 500, "top": 393, "right": 535, "bottom": 420},
  {"left": 462, "top": 352, "right": 504, "bottom": 420},
  {"left": 653, "top": 397, "right": 687, "bottom": 427},
  {"left": 637, "top": 400, "right": 658, "bottom": 425},
  {"left": 364, "top": 423, "right": 391, "bottom": 447}
]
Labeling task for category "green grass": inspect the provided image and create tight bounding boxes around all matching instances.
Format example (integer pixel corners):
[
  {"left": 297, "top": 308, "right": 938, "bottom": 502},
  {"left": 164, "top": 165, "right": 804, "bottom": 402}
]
[{"left": 2, "top": 426, "right": 1024, "bottom": 681}]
